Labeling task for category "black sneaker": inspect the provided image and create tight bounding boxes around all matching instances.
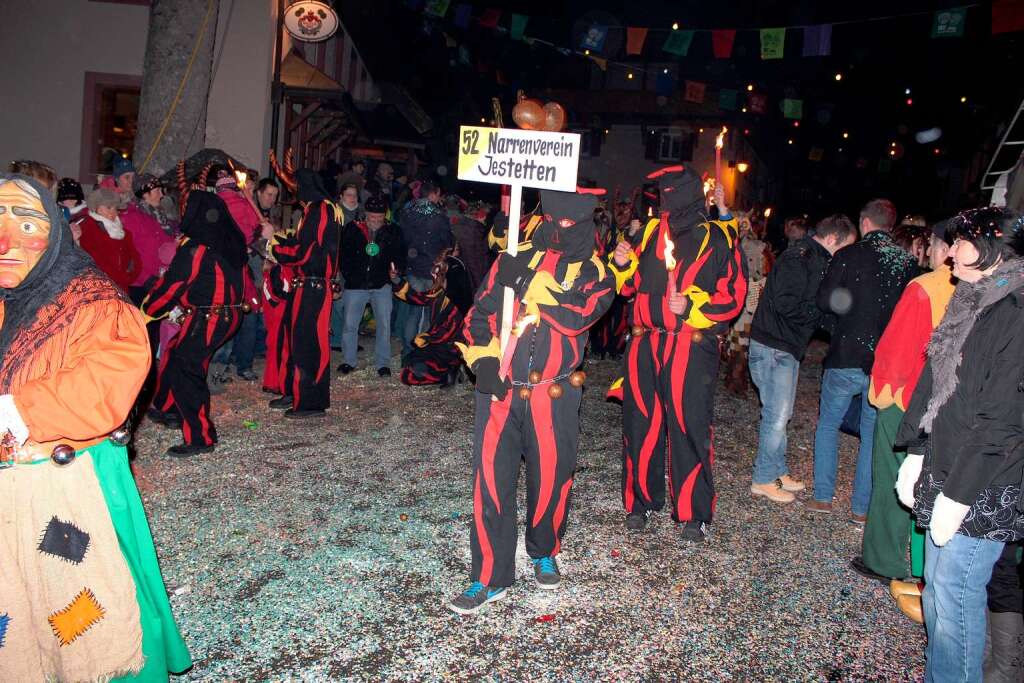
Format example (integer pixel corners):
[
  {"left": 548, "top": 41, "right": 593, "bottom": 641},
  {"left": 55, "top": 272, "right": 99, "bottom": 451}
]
[
  {"left": 165, "top": 443, "right": 215, "bottom": 458},
  {"left": 268, "top": 396, "right": 293, "bottom": 410},
  {"left": 679, "top": 520, "right": 709, "bottom": 543},
  {"left": 337, "top": 363, "right": 354, "bottom": 375},
  {"left": 378, "top": 367, "right": 391, "bottom": 377},
  {"left": 284, "top": 408, "right": 326, "bottom": 420},
  {"left": 850, "top": 556, "right": 891, "bottom": 585},
  {"left": 531, "top": 556, "right": 561, "bottom": 590},
  {"left": 447, "top": 582, "right": 507, "bottom": 615},
  {"left": 625, "top": 510, "right": 650, "bottom": 531}
]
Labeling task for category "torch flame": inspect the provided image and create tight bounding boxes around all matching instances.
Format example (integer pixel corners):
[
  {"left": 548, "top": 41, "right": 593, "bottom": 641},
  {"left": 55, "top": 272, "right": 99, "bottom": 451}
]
[
  {"left": 234, "top": 170, "right": 248, "bottom": 188},
  {"left": 514, "top": 314, "right": 538, "bottom": 336},
  {"left": 703, "top": 178, "right": 714, "bottom": 196},
  {"left": 715, "top": 127, "right": 727, "bottom": 150},
  {"left": 647, "top": 206, "right": 653, "bottom": 218},
  {"left": 663, "top": 233, "right": 676, "bottom": 271}
]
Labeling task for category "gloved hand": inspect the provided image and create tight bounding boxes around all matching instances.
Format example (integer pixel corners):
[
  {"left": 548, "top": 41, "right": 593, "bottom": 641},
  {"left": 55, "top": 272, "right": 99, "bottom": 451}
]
[
  {"left": 929, "top": 492, "right": 970, "bottom": 547},
  {"left": 0, "top": 394, "right": 29, "bottom": 446},
  {"left": 495, "top": 257, "right": 531, "bottom": 291},
  {"left": 473, "top": 357, "right": 509, "bottom": 400},
  {"left": 895, "top": 452, "right": 924, "bottom": 508},
  {"left": 413, "top": 333, "right": 430, "bottom": 349}
]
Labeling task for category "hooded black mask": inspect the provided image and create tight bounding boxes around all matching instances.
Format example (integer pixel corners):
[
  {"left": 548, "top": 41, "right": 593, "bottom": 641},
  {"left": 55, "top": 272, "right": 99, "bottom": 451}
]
[
  {"left": 0, "top": 173, "right": 109, "bottom": 376},
  {"left": 296, "top": 168, "right": 330, "bottom": 204},
  {"left": 656, "top": 167, "right": 706, "bottom": 236},
  {"left": 180, "top": 190, "right": 247, "bottom": 272},
  {"left": 532, "top": 189, "right": 599, "bottom": 263}
]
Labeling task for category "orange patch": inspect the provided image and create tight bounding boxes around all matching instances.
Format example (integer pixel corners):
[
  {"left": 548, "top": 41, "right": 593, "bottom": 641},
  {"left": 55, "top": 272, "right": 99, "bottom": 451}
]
[{"left": 48, "top": 588, "right": 106, "bottom": 646}]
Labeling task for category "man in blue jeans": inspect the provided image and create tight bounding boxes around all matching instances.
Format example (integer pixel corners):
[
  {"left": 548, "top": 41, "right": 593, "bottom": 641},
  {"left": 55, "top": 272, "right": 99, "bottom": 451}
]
[
  {"left": 748, "top": 214, "right": 856, "bottom": 503},
  {"left": 337, "top": 197, "right": 406, "bottom": 377},
  {"left": 810, "top": 199, "right": 918, "bottom": 522}
]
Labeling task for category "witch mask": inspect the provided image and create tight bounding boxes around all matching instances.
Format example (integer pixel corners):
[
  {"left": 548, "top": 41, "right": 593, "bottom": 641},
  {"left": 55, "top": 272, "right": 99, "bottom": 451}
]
[{"left": 0, "top": 178, "right": 52, "bottom": 288}]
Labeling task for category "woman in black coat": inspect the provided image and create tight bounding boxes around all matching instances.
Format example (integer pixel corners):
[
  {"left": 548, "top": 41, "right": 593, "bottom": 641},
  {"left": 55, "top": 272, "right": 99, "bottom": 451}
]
[{"left": 895, "top": 207, "right": 1024, "bottom": 682}]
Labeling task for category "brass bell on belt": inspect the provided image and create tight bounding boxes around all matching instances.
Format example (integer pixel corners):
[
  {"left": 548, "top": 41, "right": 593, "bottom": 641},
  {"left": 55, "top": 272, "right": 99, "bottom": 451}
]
[
  {"left": 109, "top": 424, "right": 132, "bottom": 446},
  {"left": 528, "top": 370, "right": 542, "bottom": 385},
  {"left": 51, "top": 444, "right": 75, "bottom": 466},
  {"left": 518, "top": 387, "right": 532, "bottom": 401},
  {"left": 547, "top": 383, "right": 564, "bottom": 399},
  {"left": 568, "top": 371, "right": 586, "bottom": 388},
  {"left": 241, "top": 302, "right": 252, "bottom": 314},
  {"left": 631, "top": 325, "right": 644, "bottom": 337}
]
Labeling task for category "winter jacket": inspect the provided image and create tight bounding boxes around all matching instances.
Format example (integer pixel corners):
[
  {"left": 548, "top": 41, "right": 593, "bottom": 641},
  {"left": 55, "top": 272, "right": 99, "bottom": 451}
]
[
  {"left": 897, "top": 279, "right": 1024, "bottom": 542},
  {"left": 78, "top": 214, "right": 140, "bottom": 292},
  {"left": 121, "top": 202, "right": 177, "bottom": 287},
  {"left": 817, "top": 230, "right": 918, "bottom": 372},
  {"left": 339, "top": 220, "right": 406, "bottom": 290},
  {"left": 400, "top": 199, "right": 454, "bottom": 280},
  {"left": 218, "top": 188, "right": 261, "bottom": 246},
  {"left": 750, "top": 236, "right": 832, "bottom": 360},
  {"left": 450, "top": 214, "right": 489, "bottom": 291}
]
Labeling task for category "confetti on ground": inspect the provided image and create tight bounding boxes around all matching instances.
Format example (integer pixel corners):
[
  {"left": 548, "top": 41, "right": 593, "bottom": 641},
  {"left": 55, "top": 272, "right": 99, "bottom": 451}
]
[{"left": 130, "top": 340, "right": 925, "bottom": 681}]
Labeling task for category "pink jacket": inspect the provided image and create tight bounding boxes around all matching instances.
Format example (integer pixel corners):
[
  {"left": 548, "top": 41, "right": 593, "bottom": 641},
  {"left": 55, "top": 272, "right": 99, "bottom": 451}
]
[
  {"left": 120, "top": 203, "right": 177, "bottom": 286},
  {"left": 218, "top": 189, "right": 261, "bottom": 246}
]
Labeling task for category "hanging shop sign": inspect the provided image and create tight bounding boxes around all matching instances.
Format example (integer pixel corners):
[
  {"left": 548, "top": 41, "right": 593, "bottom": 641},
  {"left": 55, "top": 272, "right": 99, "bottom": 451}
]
[{"left": 285, "top": 1, "right": 339, "bottom": 43}]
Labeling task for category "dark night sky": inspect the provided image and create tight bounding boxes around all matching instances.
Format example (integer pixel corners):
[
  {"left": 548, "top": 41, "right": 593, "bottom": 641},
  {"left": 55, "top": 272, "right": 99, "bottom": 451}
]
[{"left": 338, "top": 0, "right": 1024, "bottom": 220}]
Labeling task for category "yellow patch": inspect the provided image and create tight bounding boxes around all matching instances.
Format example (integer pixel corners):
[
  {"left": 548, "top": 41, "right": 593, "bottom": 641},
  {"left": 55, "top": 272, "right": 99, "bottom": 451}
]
[{"left": 48, "top": 588, "right": 106, "bottom": 646}]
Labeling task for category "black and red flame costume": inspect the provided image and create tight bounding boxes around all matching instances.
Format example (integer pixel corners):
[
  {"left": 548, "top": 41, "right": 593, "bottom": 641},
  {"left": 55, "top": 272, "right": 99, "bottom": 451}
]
[
  {"left": 393, "top": 251, "right": 474, "bottom": 386},
  {"left": 456, "top": 189, "right": 616, "bottom": 588},
  {"left": 144, "top": 191, "right": 247, "bottom": 448},
  {"left": 260, "top": 250, "right": 296, "bottom": 395},
  {"left": 609, "top": 167, "right": 747, "bottom": 532},
  {"left": 270, "top": 170, "right": 342, "bottom": 415}
]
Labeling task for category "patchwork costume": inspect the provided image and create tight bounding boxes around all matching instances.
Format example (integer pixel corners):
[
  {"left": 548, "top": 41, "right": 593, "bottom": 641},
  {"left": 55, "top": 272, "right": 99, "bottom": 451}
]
[
  {"left": 451, "top": 189, "right": 615, "bottom": 610},
  {"left": 609, "top": 167, "right": 746, "bottom": 538},
  {"left": 0, "top": 173, "right": 190, "bottom": 680},
  {"left": 270, "top": 170, "right": 342, "bottom": 416},
  {"left": 145, "top": 191, "right": 247, "bottom": 453}
]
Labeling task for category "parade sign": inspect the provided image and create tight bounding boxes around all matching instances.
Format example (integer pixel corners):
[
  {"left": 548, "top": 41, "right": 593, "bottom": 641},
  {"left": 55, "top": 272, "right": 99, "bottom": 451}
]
[{"left": 457, "top": 126, "right": 581, "bottom": 192}]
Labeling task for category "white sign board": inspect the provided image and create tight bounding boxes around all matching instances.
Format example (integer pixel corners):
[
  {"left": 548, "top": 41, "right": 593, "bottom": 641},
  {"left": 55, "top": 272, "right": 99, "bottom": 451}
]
[{"left": 456, "top": 126, "right": 581, "bottom": 192}]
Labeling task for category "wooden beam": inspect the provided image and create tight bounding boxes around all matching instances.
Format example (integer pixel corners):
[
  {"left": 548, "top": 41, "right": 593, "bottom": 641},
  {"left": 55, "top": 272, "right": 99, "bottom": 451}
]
[{"left": 288, "top": 102, "right": 321, "bottom": 132}]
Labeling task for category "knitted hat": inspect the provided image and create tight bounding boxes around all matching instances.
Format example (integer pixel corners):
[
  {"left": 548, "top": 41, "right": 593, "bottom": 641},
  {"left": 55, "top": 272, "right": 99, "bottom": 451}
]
[
  {"left": 112, "top": 157, "right": 134, "bottom": 179},
  {"left": 56, "top": 177, "right": 85, "bottom": 203},
  {"left": 133, "top": 173, "right": 163, "bottom": 198},
  {"left": 86, "top": 187, "right": 120, "bottom": 212}
]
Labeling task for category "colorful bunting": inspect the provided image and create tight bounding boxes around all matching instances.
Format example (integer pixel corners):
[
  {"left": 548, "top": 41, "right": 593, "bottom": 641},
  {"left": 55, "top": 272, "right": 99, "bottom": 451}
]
[
  {"left": 712, "top": 30, "right": 736, "bottom": 58},
  {"left": 626, "top": 27, "right": 649, "bottom": 55},
  {"left": 782, "top": 98, "right": 803, "bottom": 119},
  {"left": 808, "top": 147, "right": 825, "bottom": 162},
  {"left": 815, "top": 104, "right": 834, "bottom": 125},
  {"left": 719, "top": 88, "right": 738, "bottom": 111},
  {"left": 748, "top": 93, "right": 768, "bottom": 114},
  {"left": 581, "top": 23, "right": 609, "bottom": 52},
  {"left": 684, "top": 81, "right": 706, "bottom": 104},
  {"left": 510, "top": 14, "right": 528, "bottom": 40},
  {"left": 453, "top": 3, "right": 471, "bottom": 28},
  {"left": 478, "top": 8, "right": 501, "bottom": 29},
  {"left": 802, "top": 24, "right": 832, "bottom": 56},
  {"left": 993, "top": 0, "right": 1024, "bottom": 34},
  {"left": 760, "top": 28, "right": 785, "bottom": 59},
  {"left": 662, "top": 30, "right": 695, "bottom": 56},
  {"left": 932, "top": 8, "right": 966, "bottom": 37},
  {"left": 423, "top": 0, "right": 450, "bottom": 18},
  {"left": 588, "top": 55, "right": 608, "bottom": 71}
]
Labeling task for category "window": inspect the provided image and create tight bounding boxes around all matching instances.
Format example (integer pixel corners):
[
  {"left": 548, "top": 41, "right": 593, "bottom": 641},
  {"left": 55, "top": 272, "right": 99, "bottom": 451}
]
[
  {"left": 79, "top": 73, "right": 142, "bottom": 180},
  {"left": 658, "top": 128, "right": 684, "bottom": 161},
  {"left": 645, "top": 127, "right": 693, "bottom": 162}
]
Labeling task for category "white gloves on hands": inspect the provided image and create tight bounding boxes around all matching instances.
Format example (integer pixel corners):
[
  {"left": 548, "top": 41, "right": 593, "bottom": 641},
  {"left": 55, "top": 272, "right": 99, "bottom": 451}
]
[
  {"left": 0, "top": 394, "right": 29, "bottom": 446},
  {"left": 895, "top": 453, "right": 924, "bottom": 508},
  {"left": 168, "top": 306, "right": 185, "bottom": 324},
  {"left": 929, "top": 493, "right": 970, "bottom": 547}
]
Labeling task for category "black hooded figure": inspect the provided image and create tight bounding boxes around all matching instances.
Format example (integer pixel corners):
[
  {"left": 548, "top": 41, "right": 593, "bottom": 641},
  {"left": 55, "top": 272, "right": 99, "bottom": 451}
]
[
  {"left": 447, "top": 188, "right": 616, "bottom": 615},
  {"left": 144, "top": 190, "right": 246, "bottom": 457},
  {"left": 607, "top": 165, "right": 747, "bottom": 542},
  {"left": 269, "top": 169, "right": 342, "bottom": 418}
]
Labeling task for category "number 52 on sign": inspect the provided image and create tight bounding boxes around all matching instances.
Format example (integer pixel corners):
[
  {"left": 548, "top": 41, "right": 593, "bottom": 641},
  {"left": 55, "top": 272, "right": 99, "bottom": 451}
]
[{"left": 457, "top": 126, "right": 581, "bottom": 192}]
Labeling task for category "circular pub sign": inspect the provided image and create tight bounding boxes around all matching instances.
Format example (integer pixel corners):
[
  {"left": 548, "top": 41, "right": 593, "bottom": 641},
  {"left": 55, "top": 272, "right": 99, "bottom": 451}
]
[{"left": 284, "top": 1, "right": 339, "bottom": 43}]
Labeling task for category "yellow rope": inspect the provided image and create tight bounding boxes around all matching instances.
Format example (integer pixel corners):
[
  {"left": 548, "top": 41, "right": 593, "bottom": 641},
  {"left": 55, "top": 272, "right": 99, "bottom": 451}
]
[{"left": 138, "top": 0, "right": 217, "bottom": 174}]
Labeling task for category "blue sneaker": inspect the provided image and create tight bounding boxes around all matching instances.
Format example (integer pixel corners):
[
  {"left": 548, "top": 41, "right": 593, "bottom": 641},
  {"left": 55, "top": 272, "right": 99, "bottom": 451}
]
[
  {"left": 532, "top": 556, "right": 561, "bottom": 590},
  {"left": 448, "top": 581, "right": 507, "bottom": 615}
]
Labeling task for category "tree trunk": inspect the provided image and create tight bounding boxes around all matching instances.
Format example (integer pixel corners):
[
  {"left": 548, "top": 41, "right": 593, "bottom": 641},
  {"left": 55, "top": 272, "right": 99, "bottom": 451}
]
[{"left": 134, "top": 0, "right": 219, "bottom": 177}]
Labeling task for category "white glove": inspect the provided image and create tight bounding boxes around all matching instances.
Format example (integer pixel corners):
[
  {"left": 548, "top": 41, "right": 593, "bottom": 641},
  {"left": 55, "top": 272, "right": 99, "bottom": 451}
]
[
  {"left": 168, "top": 306, "right": 184, "bottom": 324},
  {"left": 0, "top": 394, "right": 30, "bottom": 446},
  {"left": 895, "top": 453, "right": 924, "bottom": 508},
  {"left": 929, "top": 492, "right": 970, "bottom": 547}
]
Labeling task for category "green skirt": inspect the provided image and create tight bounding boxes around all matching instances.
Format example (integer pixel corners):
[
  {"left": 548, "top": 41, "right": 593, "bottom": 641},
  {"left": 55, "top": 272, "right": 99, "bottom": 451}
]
[{"left": 88, "top": 440, "right": 192, "bottom": 680}]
